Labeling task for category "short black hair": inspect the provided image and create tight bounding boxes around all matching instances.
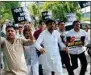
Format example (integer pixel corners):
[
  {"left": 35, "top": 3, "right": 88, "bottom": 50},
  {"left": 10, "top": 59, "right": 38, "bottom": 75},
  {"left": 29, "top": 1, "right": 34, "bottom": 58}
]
[
  {"left": 6, "top": 25, "right": 16, "bottom": 30},
  {"left": 58, "top": 21, "right": 64, "bottom": 26},
  {"left": 45, "top": 19, "right": 55, "bottom": 25},
  {"left": 72, "top": 20, "right": 80, "bottom": 27},
  {"left": 39, "top": 20, "right": 44, "bottom": 25}
]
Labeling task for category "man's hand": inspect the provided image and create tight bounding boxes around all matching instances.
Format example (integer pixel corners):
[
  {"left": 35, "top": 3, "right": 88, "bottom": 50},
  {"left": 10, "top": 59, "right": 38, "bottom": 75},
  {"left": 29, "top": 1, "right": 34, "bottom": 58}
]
[
  {"left": 80, "top": 41, "right": 84, "bottom": 45},
  {"left": 40, "top": 48, "right": 46, "bottom": 54},
  {"left": 63, "top": 47, "right": 68, "bottom": 53}
]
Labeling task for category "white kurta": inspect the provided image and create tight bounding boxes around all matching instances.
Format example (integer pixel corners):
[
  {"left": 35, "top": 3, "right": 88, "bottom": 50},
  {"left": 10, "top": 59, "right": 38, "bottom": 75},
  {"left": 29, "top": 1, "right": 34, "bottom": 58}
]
[{"left": 35, "top": 29, "right": 66, "bottom": 75}]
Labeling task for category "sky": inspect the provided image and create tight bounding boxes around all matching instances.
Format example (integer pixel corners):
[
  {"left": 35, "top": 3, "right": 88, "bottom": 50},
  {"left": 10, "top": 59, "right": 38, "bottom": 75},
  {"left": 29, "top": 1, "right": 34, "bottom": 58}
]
[{"left": 21, "top": 2, "right": 34, "bottom": 7}]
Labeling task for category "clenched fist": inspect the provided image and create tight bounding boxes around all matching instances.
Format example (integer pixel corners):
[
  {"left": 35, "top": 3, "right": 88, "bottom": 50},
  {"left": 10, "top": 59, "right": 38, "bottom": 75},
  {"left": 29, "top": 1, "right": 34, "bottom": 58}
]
[
  {"left": 40, "top": 48, "right": 46, "bottom": 54},
  {"left": 63, "top": 47, "right": 68, "bottom": 53}
]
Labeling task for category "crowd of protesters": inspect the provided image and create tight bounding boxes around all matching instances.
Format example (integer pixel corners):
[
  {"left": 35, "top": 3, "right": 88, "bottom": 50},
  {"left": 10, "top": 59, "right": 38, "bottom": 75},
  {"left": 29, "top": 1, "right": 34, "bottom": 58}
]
[{"left": 0, "top": 18, "right": 90, "bottom": 75}]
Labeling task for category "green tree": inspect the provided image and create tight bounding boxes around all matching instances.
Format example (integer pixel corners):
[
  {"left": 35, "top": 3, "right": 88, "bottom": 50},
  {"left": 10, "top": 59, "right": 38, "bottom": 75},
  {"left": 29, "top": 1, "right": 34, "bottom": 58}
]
[
  {"left": 41, "top": 2, "right": 81, "bottom": 21},
  {"left": 0, "top": 2, "right": 20, "bottom": 24},
  {"left": 28, "top": 2, "right": 81, "bottom": 22},
  {"left": 28, "top": 2, "right": 41, "bottom": 26}
]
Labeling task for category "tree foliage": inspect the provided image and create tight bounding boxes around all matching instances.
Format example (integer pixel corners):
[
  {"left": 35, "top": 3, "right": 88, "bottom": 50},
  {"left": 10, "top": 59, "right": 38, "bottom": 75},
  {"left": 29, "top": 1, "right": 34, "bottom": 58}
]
[
  {"left": 0, "top": 2, "right": 20, "bottom": 24},
  {"left": 28, "top": 2, "right": 82, "bottom": 22},
  {"left": 41, "top": 2, "right": 81, "bottom": 21}
]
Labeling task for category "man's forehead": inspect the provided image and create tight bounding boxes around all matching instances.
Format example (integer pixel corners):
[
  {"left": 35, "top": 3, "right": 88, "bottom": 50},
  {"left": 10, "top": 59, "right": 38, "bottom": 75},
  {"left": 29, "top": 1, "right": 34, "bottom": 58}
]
[
  {"left": 59, "top": 22, "right": 65, "bottom": 25},
  {"left": 42, "top": 22, "right": 45, "bottom": 25},
  {"left": 48, "top": 22, "right": 55, "bottom": 24},
  {"left": 6, "top": 27, "right": 15, "bottom": 30},
  {"left": 60, "top": 22, "right": 64, "bottom": 24},
  {"left": 76, "top": 22, "right": 80, "bottom": 24}
]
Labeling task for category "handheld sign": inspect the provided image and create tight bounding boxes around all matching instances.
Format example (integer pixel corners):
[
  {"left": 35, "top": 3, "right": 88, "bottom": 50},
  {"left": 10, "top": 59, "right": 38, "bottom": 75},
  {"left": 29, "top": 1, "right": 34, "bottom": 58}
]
[
  {"left": 66, "top": 13, "right": 76, "bottom": 22},
  {"left": 11, "top": 7, "right": 29, "bottom": 24},
  {"left": 42, "top": 11, "right": 52, "bottom": 20},
  {"left": 78, "top": 1, "right": 90, "bottom": 8},
  {"left": 66, "top": 36, "right": 85, "bottom": 47}
]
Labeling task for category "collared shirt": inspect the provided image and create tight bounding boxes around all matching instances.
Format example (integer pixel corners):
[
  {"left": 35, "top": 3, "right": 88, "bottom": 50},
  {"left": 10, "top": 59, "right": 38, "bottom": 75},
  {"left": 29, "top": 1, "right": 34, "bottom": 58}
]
[
  {"left": 66, "top": 29, "right": 89, "bottom": 54},
  {"left": 1, "top": 37, "right": 34, "bottom": 75}
]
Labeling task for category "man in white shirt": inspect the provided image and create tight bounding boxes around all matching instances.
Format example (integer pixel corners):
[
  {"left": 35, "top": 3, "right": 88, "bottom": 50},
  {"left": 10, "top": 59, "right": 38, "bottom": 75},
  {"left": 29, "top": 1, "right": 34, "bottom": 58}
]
[
  {"left": 35, "top": 19, "right": 68, "bottom": 75},
  {"left": 66, "top": 20, "right": 88, "bottom": 75},
  {"left": 58, "top": 21, "right": 74, "bottom": 75}
]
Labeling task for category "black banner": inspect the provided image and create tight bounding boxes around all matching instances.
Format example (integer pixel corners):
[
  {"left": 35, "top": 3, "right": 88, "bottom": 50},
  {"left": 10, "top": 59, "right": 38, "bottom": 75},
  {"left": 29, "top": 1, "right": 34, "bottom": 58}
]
[
  {"left": 42, "top": 11, "right": 51, "bottom": 20},
  {"left": 11, "top": 7, "right": 27, "bottom": 24},
  {"left": 78, "top": 1, "right": 90, "bottom": 8}
]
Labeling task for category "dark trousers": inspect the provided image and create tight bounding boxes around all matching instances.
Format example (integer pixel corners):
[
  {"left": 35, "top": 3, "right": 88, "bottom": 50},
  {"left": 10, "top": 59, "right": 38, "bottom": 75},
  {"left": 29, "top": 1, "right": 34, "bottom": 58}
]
[
  {"left": 70, "top": 52, "right": 87, "bottom": 75},
  {"left": 39, "top": 64, "right": 43, "bottom": 75},
  {"left": 60, "top": 51, "right": 74, "bottom": 75}
]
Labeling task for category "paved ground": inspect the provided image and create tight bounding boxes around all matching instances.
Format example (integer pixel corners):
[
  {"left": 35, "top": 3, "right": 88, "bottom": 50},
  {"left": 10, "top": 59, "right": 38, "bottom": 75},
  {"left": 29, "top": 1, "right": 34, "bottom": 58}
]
[{"left": 0, "top": 51, "right": 90, "bottom": 75}]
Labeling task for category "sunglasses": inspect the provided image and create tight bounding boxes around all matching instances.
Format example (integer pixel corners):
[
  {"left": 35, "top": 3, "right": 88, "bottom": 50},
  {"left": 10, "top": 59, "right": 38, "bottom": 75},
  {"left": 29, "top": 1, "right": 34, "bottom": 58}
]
[{"left": 18, "top": 26, "right": 23, "bottom": 28}]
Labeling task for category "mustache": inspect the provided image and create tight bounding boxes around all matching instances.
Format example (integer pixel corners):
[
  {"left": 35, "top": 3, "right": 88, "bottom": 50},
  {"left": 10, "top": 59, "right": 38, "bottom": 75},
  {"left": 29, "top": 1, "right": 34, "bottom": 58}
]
[{"left": 8, "top": 34, "right": 14, "bottom": 36}]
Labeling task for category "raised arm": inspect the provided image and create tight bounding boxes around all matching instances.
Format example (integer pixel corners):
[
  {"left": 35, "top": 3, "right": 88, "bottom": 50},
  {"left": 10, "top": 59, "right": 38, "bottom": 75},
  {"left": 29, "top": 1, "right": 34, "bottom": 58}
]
[
  {"left": 22, "top": 26, "right": 35, "bottom": 46},
  {"left": 1, "top": 37, "right": 5, "bottom": 44},
  {"left": 22, "top": 38, "right": 35, "bottom": 46},
  {"left": 1, "top": 37, "right": 5, "bottom": 48},
  {"left": 22, "top": 29, "right": 35, "bottom": 46}
]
